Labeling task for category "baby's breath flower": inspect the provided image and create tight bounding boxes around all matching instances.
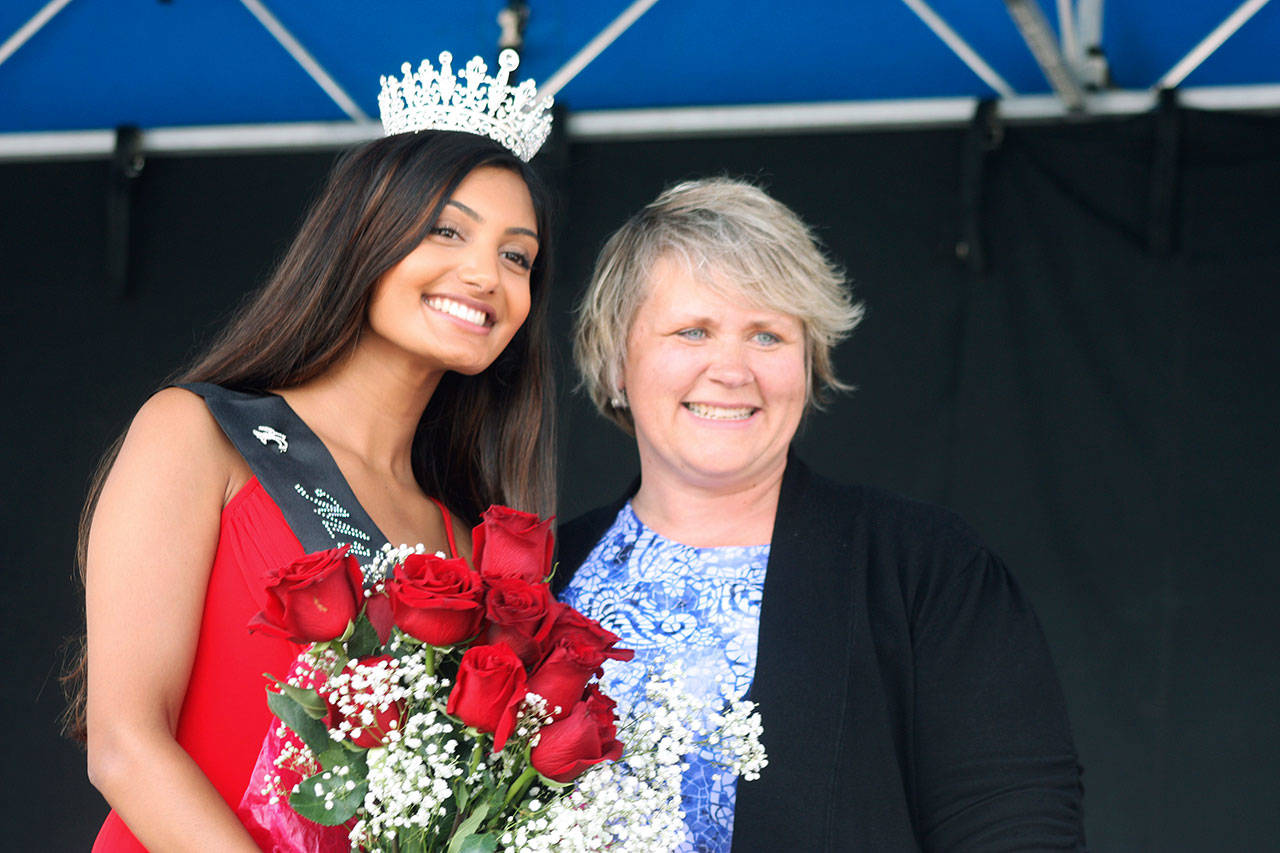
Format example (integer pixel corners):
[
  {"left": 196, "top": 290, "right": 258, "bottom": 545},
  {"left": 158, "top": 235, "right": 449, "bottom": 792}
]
[{"left": 262, "top": 590, "right": 765, "bottom": 852}]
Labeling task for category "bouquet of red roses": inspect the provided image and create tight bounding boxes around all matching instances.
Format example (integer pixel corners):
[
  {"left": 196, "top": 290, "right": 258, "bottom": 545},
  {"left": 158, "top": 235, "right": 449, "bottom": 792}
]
[{"left": 237, "top": 506, "right": 633, "bottom": 853}]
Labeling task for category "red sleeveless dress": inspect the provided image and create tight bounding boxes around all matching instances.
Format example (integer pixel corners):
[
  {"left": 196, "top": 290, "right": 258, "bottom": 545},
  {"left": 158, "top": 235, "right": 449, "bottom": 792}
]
[{"left": 91, "top": 477, "right": 458, "bottom": 850}]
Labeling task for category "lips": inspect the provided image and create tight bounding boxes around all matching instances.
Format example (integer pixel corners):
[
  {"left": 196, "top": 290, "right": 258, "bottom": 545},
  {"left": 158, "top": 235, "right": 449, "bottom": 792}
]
[
  {"left": 424, "top": 295, "right": 494, "bottom": 327},
  {"left": 683, "top": 402, "right": 757, "bottom": 421}
]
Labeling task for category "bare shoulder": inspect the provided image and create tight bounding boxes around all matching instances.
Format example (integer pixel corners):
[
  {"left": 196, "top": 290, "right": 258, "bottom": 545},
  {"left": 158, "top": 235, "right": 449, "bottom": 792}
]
[
  {"left": 115, "top": 387, "right": 245, "bottom": 503},
  {"left": 129, "top": 386, "right": 220, "bottom": 436}
]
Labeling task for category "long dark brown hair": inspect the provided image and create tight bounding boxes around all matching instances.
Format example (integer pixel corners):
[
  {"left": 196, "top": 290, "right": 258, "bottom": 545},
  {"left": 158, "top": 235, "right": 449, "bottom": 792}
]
[{"left": 63, "top": 130, "right": 558, "bottom": 740}]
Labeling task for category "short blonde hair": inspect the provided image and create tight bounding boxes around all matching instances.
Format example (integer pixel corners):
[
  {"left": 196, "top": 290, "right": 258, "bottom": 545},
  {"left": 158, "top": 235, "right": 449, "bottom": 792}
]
[{"left": 574, "top": 177, "right": 865, "bottom": 432}]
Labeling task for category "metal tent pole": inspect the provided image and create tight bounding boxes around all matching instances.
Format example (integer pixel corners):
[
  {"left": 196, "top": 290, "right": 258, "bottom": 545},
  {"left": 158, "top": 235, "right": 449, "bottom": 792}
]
[
  {"left": 1156, "top": 0, "right": 1273, "bottom": 90},
  {"left": 1005, "top": 0, "right": 1086, "bottom": 110},
  {"left": 898, "top": 0, "right": 1017, "bottom": 98},
  {"left": 0, "top": 0, "right": 75, "bottom": 70},
  {"left": 3, "top": 85, "right": 1280, "bottom": 162},
  {"left": 538, "top": 0, "right": 662, "bottom": 102},
  {"left": 237, "top": 0, "right": 371, "bottom": 123},
  {"left": 1056, "top": 0, "right": 1080, "bottom": 69}
]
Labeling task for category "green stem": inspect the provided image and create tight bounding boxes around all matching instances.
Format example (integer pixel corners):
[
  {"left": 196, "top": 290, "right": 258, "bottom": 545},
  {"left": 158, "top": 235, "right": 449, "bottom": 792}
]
[
  {"left": 468, "top": 741, "right": 484, "bottom": 777},
  {"left": 504, "top": 765, "right": 539, "bottom": 807},
  {"left": 424, "top": 644, "right": 436, "bottom": 677}
]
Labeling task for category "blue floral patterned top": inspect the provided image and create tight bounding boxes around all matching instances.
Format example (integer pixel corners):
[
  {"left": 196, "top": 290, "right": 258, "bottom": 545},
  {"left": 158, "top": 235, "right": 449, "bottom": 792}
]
[{"left": 559, "top": 503, "right": 769, "bottom": 853}]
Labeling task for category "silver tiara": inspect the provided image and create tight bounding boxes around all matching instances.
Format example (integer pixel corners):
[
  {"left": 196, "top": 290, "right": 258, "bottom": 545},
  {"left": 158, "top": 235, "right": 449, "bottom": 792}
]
[{"left": 377, "top": 49, "right": 553, "bottom": 162}]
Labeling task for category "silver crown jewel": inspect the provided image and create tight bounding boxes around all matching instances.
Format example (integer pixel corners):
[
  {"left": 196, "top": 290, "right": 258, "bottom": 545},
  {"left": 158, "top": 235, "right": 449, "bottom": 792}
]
[{"left": 378, "top": 49, "right": 553, "bottom": 162}]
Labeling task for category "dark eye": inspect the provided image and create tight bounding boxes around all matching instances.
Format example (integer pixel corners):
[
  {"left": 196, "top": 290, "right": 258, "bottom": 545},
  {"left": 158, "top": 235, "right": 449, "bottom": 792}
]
[
  {"left": 502, "top": 249, "right": 533, "bottom": 271},
  {"left": 430, "top": 225, "right": 461, "bottom": 239}
]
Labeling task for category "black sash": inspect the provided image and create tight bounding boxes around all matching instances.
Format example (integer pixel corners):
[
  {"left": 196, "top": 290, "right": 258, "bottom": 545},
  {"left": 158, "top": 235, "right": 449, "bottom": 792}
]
[{"left": 179, "top": 382, "right": 388, "bottom": 559}]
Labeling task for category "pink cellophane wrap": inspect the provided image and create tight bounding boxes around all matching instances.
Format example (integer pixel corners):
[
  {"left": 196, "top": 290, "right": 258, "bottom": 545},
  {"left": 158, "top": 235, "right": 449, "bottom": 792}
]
[{"left": 236, "top": 662, "right": 352, "bottom": 852}]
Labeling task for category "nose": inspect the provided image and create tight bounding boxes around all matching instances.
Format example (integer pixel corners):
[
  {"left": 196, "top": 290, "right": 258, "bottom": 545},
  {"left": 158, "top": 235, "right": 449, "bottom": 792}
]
[
  {"left": 705, "top": 339, "right": 753, "bottom": 387},
  {"left": 457, "top": 246, "right": 499, "bottom": 292}
]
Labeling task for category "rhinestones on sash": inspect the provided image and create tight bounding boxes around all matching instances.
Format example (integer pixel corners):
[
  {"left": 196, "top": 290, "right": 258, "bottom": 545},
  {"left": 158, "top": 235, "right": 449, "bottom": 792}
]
[
  {"left": 294, "top": 484, "right": 373, "bottom": 557},
  {"left": 252, "top": 425, "right": 289, "bottom": 453}
]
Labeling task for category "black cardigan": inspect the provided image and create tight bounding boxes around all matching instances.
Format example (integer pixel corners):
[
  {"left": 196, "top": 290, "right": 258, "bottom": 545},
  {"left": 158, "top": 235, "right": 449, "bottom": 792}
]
[{"left": 554, "top": 455, "right": 1085, "bottom": 852}]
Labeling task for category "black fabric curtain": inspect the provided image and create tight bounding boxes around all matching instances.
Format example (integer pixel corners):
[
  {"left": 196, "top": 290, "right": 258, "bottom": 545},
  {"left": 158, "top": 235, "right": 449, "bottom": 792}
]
[{"left": 3, "top": 105, "right": 1276, "bottom": 849}]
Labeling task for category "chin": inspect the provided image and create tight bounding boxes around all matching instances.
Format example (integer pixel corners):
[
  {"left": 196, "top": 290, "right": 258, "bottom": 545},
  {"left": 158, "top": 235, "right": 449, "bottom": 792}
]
[
  {"left": 450, "top": 363, "right": 492, "bottom": 377},
  {"left": 681, "top": 455, "right": 758, "bottom": 482},
  {"left": 419, "top": 344, "right": 503, "bottom": 377}
]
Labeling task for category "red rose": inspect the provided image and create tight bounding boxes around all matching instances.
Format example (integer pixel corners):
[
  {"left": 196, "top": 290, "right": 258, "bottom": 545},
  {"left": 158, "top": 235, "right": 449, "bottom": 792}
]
[
  {"left": 447, "top": 643, "right": 528, "bottom": 752},
  {"left": 530, "top": 684, "right": 624, "bottom": 783},
  {"left": 385, "top": 553, "right": 485, "bottom": 646},
  {"left": 364, "top": 591, "right": 394, "bottom": 645},
  {"left": 249, "top": 546, "right": 363, "bottom": 642},
  {"left": 543, "top": 605, "right": 635, "bottom": 665},
  {"left": 322, "top": 655, "right": 404, "bottom": 749},
  {"left": 484, "top": 578, "right": 557, "bottom": 667},
  {"left": 472, "top": 505, "right": 555, "bottom": 584},
  {"left": 526, "top": 636, "right": 611, "bottom": 719}
]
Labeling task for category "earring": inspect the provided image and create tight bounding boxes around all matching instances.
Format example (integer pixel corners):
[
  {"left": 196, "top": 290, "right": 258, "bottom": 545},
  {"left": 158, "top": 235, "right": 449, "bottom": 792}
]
[{"left": 610, "top": 390, "right": 628, "bottom": 409}]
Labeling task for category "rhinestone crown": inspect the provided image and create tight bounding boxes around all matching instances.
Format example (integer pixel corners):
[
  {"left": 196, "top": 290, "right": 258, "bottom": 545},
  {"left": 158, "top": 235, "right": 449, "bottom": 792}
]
[{"left": 378, "top": 49, "right": 553, "bottom": 162}]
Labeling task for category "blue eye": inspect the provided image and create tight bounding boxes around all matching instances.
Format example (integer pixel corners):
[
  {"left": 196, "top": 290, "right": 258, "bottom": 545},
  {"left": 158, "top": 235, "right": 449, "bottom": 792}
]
[
  {"left": 677, "top": 328, "right": 707, "bottom": 340},
  {"left": 753, "top": 331, "right": 782, "bottom": 345}
]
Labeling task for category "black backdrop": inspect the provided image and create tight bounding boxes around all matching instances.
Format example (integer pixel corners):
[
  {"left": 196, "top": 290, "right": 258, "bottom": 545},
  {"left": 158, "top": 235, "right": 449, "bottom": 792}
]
[{"left": 3, "top": 106, "right": 1277, "bottom": 850}]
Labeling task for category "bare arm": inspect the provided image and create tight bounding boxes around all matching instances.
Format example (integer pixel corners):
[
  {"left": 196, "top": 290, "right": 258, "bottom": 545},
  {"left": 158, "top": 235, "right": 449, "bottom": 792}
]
[{"left": 85, "top": 388, "right": 259, "bottom": 851}]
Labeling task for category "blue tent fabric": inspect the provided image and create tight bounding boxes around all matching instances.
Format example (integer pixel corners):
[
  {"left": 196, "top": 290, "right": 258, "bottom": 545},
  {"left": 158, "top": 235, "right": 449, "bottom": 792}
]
[{"left": 1, "top": 0, "right": 1277, "bottom": 134}]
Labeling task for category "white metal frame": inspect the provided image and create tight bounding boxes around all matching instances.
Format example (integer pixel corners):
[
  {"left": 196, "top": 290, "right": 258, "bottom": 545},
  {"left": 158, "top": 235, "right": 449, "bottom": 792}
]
[
  {"left": 540, "top": 0, "right": 662, "bottom": 101},
  {"left": 898, "top": 0, "right": 1017, "bottom": 97},
  {"left": 1, "top": 0, "right": 1277, "bottom": 162},
  {"left": 1057, "top": 0, "right": 1081, "bottom": 69},
  {"left": 1005, "top": 0, "right": 1086, "bottom": 110},
  {"left": 3, "top": 84, "right": 1279, "bottom": 162},
  {"left": 237, "top": 0, "right": 368, "bottom": 122},
  {"left": 1155, "top": 0, "right": 1272, "bottom": 90},
  {"left": 0, "top": 0, "right": 74, "bottom": 69}
]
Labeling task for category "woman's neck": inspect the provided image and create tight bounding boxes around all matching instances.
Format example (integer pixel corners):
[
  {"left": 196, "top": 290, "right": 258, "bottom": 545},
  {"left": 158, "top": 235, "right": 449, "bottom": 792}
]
[
  {"left": 279, "top": 338, "right": 442, "bottom": 480},
  {"left": 629, "top": 460, "right": 786, "bottom": 548}
]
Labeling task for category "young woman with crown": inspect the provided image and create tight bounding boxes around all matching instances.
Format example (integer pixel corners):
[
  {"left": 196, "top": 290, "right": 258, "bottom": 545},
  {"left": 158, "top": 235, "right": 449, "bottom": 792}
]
[{"left": 68, "top": 51, "right": 557, "bottom": 851}]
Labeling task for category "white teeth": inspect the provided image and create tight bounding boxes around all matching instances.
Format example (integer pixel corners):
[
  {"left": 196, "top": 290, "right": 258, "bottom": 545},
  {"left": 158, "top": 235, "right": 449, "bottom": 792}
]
[
  {"left": 685, "top": 402, "right": 755, "bottom": 421},
  {"left": 425, "top": 296, "right": 489, "bottom": 326}
]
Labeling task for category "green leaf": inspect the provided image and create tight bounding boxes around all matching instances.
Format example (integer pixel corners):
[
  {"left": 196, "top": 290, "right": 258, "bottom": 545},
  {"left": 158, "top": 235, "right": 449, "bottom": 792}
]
[
  {"left": 288, "top": 767, "right": 367, "bottom": 826},
  {"left": 447, "top": 803, "right": 490, "bottom": 853},
  {"left": 346, "top": 612, "right": 381, "bottom": 659},
  {"left": 314, "top": 744, "right": 368, "bottom": 775},
  {"left": 268, "top": 678, "right": 328, "bottom": 719},
  {"left": 535, "top": 773, "right": 572, "bottom": 790},
  {"left": 267, "top": 688, "right": 332, "bottom": 757},
  {"left": 455, "top": 834, "right": 498, "bottom": 853},
  {"left": 315, "top": 746, "right": 348, "bottom": 770}
]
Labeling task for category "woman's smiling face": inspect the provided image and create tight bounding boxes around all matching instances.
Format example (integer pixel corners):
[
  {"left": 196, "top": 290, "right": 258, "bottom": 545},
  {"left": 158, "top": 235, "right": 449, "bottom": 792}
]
[
  {"left": 621, "top": 254, "right": 807, "bottom": 492},
  {"left": 364, "top": 165, "right": 538, "bottom": 377}
]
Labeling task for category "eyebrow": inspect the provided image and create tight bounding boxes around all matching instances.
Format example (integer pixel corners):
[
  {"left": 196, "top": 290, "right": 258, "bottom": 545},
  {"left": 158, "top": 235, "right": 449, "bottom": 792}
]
[{"left": 445, "top": 200, "right": 538, "bottom": 240}]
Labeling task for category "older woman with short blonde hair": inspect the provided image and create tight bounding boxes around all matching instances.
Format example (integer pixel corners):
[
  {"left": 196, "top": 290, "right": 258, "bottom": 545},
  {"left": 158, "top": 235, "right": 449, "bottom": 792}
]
[
  {"left": 554, "top": 177, "right": 1085, "bottom": 852},
  {"left": 575, "top": 177, "right": 862, "bottom": 430}
]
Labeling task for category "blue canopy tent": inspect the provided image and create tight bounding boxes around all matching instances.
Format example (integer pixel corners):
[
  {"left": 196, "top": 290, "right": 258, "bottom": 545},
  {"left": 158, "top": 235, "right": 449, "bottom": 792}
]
[
  {"left": 0, "top": 0, "right": 1277, "bottom": 158},
  {"left": 5, "top": 4, "right": 1280, "bottom": 851}
]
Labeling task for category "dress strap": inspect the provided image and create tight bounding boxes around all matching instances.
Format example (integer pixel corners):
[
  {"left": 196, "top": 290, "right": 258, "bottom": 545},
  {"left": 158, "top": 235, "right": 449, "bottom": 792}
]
[
  {"left": 177, "top": 382, "right": 388, "bottom": 560},
  {"left": 428, "top": 496, "right": 459, "bottom": 558}
]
